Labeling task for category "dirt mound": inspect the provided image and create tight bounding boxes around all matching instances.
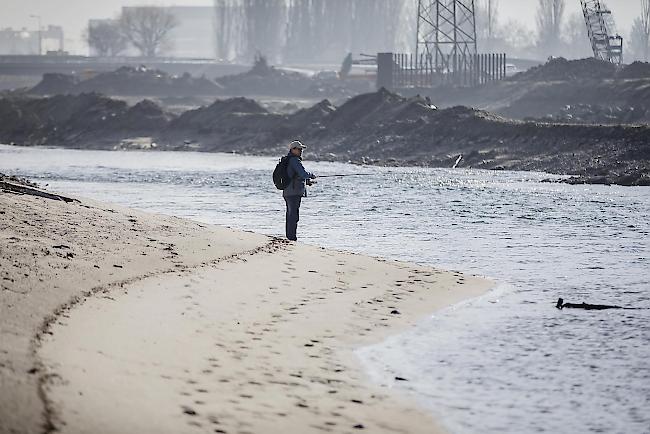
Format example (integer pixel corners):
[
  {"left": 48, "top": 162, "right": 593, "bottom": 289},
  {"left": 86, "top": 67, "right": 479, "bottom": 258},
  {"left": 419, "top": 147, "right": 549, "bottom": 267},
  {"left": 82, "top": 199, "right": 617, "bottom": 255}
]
[
  {"left": 287, "top": 99, "right": 336, "bottom": 126},
  {"left": 510, "top": 57, "right": 617, "bottom": 82},
  {"left": 0, "top": 93, "right": 175, "bottom": 146},
  {"left": 122, "top": 100, "right": 173, "bottom": 130},
  {"left": 29, "top": 73, "right": 80, "bottom": 95},
  {"left": 0, "top": 97, "right": 43, "bottom": 134},
  {"left": 36, "top": 93, "right": 127, "bottom": 124},
  {"left": 216, "top": 66, "right": 314, "bottom": 97},
  {"left": 215, "top": 57, "right": 371, "bottom": 99},
  {"left": 618, "top": 61, "right": 650, "bottom": 79},
  {"left": 0, "top": 93, "right": 128, "bottom": 141},
  {"left": 169, "top": 97, "right": 276, "bottom": 134},
  {"left": 325, "top": 88, "right": 435, "bottom": 130},
  {"left": 28, "top": 66, "right": 222, "bottom": 97},
  {"left": 3, "top": 90, "right": 649, "bottom": 186},
  {"left": 75, "top": 66, "right": 222, "bottom": 97},
  {"left": 279, "top": 99, "right": 337, "bottom": 137}
]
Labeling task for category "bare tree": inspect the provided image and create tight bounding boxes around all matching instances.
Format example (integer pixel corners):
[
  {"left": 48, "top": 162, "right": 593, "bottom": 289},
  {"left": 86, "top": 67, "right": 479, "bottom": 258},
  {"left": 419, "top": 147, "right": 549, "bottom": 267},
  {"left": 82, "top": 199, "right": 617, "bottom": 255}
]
[
  {"left": 86, "top": 20, "right": 126, "bottom": 57},
  {"left": 536, "top": 0, "right": 565, "bottom": 56},
  {"left": 120, "top": 7, "right": 178, "bottom": 57}
]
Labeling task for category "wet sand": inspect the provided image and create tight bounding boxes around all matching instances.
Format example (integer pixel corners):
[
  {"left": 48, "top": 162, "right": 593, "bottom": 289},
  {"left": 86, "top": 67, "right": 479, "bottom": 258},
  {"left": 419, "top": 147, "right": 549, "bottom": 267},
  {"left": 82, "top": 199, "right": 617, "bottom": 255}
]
[{"left": 0, "top": 186, "right": 491, "bottom": 433}]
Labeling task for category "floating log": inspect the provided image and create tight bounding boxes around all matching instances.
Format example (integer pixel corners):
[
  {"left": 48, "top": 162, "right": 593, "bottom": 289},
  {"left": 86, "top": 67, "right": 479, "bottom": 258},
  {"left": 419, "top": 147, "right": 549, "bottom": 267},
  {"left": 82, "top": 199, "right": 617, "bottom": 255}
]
[{"left": 556, "top": 297, "right": 621, "bottom": 310}]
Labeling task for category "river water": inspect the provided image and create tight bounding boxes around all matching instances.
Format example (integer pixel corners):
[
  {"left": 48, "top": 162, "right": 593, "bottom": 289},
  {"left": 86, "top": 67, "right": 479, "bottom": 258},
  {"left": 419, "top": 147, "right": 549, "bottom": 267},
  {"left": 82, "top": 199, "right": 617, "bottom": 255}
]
[{"left": 2, "top": 144, "right": 649, "bottom": 433}]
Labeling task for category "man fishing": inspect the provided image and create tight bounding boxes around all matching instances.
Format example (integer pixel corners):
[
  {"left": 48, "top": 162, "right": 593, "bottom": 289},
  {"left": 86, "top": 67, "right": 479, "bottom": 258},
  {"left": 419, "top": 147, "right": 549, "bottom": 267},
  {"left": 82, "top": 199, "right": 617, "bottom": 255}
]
[{"left": 282, "top": 140, "right": 316, "bottom": 241}]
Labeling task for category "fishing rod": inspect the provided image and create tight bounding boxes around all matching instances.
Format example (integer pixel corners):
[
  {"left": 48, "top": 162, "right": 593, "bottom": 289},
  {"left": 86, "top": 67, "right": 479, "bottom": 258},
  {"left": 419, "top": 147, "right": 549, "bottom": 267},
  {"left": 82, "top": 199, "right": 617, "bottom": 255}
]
[{"left": 316, "top": 174, "right": 373, "bottom": 178}]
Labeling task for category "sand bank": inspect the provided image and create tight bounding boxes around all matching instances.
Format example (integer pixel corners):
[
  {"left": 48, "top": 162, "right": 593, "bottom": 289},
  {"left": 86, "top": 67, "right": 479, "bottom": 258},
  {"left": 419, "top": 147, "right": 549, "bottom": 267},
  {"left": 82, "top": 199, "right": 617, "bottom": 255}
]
[{"left": 1, "top": 185, "right": 491, "bottom": 434}]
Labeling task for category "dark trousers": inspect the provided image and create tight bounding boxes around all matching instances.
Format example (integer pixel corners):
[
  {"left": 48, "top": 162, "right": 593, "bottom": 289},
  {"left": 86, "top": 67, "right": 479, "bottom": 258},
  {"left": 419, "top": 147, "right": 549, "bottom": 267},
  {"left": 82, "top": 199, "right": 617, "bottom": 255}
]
[{"left": 284, "top": 195, "right": 302, "bottom": 241}]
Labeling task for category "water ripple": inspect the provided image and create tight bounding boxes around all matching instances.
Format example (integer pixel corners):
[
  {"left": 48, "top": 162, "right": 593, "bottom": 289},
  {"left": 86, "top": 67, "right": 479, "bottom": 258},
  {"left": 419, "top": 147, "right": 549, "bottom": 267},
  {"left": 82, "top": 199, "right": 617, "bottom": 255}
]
[{"left": 2, "top": 145, "right": 649, "bottom": 433}]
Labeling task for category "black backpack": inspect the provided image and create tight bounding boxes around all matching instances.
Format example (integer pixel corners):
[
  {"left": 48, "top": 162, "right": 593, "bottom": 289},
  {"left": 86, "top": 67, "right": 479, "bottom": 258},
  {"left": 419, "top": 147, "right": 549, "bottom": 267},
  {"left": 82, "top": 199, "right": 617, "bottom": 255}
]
[{"left": 273, "top": 155, "right": 293, "bottom": 190}]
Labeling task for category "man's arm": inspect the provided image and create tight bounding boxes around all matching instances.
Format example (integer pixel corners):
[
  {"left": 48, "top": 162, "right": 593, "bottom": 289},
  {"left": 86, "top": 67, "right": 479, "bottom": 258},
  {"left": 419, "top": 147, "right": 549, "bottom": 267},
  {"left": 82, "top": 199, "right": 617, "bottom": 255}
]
[{"left": 289, "top": 157, "right": 315, "bottom": 180}]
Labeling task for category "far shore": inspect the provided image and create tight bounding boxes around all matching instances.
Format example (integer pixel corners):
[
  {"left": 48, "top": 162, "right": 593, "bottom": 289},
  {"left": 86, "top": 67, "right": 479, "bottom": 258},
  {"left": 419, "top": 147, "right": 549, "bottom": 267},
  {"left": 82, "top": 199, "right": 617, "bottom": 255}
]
[
  {"left": 1, "top": 181, "right": 492, "bottom": 433},
  {"left": 1, "top": 86, "right": 649, "bottom": 187}
]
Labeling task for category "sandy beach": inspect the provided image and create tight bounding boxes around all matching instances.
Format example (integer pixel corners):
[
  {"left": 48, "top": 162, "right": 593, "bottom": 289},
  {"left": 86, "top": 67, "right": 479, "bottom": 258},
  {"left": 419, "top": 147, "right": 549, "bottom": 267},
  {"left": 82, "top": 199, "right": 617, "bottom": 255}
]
[{"left": 1, "top": 183, "right": 492, "bottom": 434}]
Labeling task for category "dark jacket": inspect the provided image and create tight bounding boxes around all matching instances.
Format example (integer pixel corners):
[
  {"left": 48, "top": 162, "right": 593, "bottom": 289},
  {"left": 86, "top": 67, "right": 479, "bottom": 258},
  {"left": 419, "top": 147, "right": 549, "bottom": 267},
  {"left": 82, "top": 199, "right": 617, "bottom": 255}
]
[{"left": 283, "top": 153, "right": 315, "bottom": 197}]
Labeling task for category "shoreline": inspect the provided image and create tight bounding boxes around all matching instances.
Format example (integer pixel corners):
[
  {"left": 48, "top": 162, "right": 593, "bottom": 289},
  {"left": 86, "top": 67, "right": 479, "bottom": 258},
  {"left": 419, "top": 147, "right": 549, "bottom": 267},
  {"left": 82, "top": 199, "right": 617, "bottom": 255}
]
[
  {"left": 0, "top": 139, "right": 644, "bottom": 188},
  {"left": 1, "top": 184, "right": 492, "bottom": 433},
  {"left": 5, "top": 142, "right": 636, "bottom": 189}
]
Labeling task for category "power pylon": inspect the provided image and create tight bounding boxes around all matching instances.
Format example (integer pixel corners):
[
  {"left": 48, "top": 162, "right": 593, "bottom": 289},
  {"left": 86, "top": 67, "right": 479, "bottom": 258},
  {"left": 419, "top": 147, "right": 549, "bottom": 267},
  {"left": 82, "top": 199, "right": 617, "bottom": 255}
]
[{"left": 415, "top": 0, "right": 477, "bottom": 71}]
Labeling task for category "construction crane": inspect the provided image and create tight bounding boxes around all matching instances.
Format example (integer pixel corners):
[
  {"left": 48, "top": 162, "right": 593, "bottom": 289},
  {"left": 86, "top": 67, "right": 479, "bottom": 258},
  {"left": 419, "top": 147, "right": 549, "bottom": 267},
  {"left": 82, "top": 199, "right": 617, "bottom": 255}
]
[{"left": 580, "top": 0, "right": 623, "bottom": 64}]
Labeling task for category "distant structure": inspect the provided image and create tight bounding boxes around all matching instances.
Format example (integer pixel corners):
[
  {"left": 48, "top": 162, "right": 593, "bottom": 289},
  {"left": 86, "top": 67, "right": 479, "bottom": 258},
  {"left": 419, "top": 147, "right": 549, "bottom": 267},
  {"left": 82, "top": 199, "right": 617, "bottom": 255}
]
[
  {"left": 415, "top": 0, "right": 477, "bottom": 72},
  {"left": 88, "top": 6, "right": 216, "bottom": 58},
  {"left": 580, "top": 0, "right": 623, "bottom": 64},
  {"left": 377, "top": 0, "right": 505, "bottom": 90},
  {"left": 0, "top": 26, "right": 64, "bottom": 55}
]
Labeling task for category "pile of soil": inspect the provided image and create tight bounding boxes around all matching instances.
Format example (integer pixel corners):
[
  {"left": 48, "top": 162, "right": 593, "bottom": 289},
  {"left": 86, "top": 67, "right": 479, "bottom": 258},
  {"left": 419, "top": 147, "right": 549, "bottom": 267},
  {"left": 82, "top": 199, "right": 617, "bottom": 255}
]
[
  {"left": 497, "top": 78, "right": 650, "bottom": 122},
  {"left": 424, "top": 58, "right": 650, "bottom": 126},
  {"left": 121, "top": 99, "right": 174, "bottom": 131},
  {"left": 2, "top": 90, "right": 649, "bottom": 186},
  {"left": 216, "top": 67, "right": 313, "bottom": 97},
  {"left": 28, "top": 73, "right": 80, "bottom": 95},
  {"left": 215, "top": 62, "right": 372, "bottom": 99},
  {"left": 285, "top": 99, "right": 336, "bottom": 128},
  {"left": 0, "top": 93, "right": 173, "bottom": 147},
  {"left": 298, "top": 91, "right": 649, "bottom": 185},
  {"left": 510, "top": 57, "right": 618, "bottom": 81},
  {"left": 169, "top": 97, "right": 273, "bottom": 132},
  {"left": 165, "top": 97, "right": 283, "bottom": 150},
  {"left": 325, "top": 88, "right": 434, "bottom": 131},
  {"left": 29, "top": 66, "right": 223, "bottom": 97},
  {"left": 26, "top": 64, "right": 371, "bottom": 101},
  {"left": 618, "top": 61, "right": 650, "bottom": 79}
]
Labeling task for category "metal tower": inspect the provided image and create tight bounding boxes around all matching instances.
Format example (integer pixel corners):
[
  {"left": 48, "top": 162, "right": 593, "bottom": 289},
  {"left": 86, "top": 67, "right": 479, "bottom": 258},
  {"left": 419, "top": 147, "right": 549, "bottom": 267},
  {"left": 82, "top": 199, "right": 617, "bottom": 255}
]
[
  {"left": 415, "top": 0, "right": 477, "bottom": 71},
  {"left": 580, "top": 0, "right": 623, "bottom": 64}
]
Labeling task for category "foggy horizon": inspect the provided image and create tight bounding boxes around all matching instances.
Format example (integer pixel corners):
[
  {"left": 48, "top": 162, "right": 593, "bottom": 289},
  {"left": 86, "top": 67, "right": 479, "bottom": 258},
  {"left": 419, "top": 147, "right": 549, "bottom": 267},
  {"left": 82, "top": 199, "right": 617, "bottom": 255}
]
[{"left": 0, "top": 0, "right": 643, "bottom": 59}]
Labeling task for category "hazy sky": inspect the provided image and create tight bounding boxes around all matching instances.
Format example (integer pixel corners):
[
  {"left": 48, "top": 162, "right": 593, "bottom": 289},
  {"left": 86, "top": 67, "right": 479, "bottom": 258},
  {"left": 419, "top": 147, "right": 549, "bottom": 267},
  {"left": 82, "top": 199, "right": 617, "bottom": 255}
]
[{"left": 0, "top": 0, "right": 642, "bottom": 55}]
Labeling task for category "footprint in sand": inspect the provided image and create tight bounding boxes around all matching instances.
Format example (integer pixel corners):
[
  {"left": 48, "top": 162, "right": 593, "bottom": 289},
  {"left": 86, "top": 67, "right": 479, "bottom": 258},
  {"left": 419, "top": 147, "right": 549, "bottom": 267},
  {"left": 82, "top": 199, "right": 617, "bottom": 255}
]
[{"left": 182, "top": 405, "right": 197, "bottom": 415}]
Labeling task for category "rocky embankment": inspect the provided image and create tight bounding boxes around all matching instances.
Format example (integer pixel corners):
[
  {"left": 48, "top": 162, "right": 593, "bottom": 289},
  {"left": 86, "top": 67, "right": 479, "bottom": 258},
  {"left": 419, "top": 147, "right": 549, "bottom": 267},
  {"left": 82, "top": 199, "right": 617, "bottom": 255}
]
[{"left": 1, "top": 89, "right": 648, "bottom": 186}]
